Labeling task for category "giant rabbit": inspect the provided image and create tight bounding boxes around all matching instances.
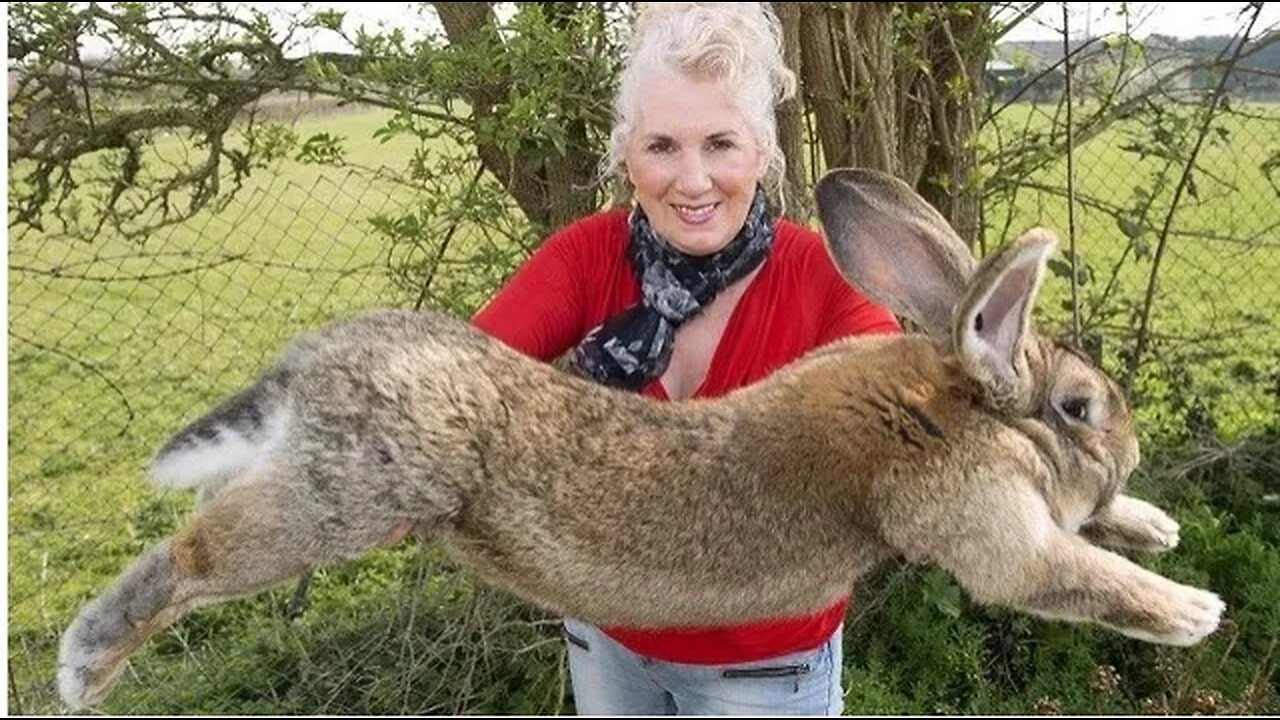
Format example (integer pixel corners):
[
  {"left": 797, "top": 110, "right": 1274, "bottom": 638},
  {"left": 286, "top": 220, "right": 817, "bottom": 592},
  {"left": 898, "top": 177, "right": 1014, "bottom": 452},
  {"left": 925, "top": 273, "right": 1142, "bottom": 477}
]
[{"left": 58, "top": 169, "right": 1223, "bottom": 709}]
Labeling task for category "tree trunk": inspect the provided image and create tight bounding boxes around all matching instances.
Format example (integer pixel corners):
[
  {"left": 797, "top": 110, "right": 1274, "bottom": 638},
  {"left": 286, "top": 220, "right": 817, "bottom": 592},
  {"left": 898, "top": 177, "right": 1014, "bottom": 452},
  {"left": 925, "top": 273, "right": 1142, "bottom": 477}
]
[
  {"left": 915, "top": 3, "right": 992, "bottom": 249},
  {"left": 431, "top": 1, "right": 599, "bottom": 233},
  {"left": 773, "top": 2, "right": 812, "bottom": 220},
  {"left": 799, "top": 3, "right": 852, "bottom": 170},
  {"left": 788, "top": 2, "right": 991, "bottom": 249},
  {"left": 844, "top": 2, "right": 899, "bottom": 176},
  {"left": 538, "top": 2, "right": 608, "bottom": 229}
]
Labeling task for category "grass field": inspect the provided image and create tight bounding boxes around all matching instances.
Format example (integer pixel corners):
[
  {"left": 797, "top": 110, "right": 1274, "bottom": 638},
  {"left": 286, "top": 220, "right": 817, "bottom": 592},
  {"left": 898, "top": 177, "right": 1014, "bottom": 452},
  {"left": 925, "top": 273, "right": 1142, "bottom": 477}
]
[
  {"left": 8, "top": 109, "right": 433, "bottom": 712},
  {"left": 8, "top": 104, "right": 1279, "bottom": 714},
  {"left": 982, "top": 102, "right": 1280, "bottom": 439}
]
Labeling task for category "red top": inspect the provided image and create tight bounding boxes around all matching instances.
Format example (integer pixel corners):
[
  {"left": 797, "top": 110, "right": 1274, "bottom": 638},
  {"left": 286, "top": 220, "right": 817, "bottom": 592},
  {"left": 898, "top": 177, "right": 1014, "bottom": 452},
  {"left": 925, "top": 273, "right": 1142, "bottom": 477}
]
[{"left": 471, "top": 208, "right": 900, "bottom": 664}]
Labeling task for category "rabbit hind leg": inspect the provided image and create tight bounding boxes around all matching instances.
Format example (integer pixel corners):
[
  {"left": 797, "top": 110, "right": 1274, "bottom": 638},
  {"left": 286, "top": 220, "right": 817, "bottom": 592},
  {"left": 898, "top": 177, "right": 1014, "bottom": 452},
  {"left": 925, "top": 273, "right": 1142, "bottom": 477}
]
[{"left": 57, "top": 472, "right": 435, "bottom": 710}]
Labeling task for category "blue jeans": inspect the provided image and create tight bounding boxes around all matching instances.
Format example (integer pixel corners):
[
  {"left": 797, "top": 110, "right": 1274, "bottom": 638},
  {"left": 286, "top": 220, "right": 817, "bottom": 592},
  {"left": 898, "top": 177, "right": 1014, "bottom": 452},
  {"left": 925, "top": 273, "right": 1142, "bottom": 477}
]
[{"left": 562, "top": 618, "right": 845, "bottom": 715}]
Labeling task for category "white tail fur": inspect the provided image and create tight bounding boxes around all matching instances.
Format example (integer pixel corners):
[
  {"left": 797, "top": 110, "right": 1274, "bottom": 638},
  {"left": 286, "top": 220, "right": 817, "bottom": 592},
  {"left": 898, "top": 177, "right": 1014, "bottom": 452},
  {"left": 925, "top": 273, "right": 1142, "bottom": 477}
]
[
  {"left": 148, "top": 410, "right": 288, "bottom": 489},
  {"left": 148, "top": 379, "right": 290, "bottom": 490}
]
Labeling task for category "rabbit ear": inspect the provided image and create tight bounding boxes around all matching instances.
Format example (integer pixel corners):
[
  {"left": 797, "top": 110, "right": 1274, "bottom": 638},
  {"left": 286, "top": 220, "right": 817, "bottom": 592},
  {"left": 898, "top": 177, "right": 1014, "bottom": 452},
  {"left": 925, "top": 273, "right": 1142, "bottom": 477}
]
[
  {"left": 953, "top": 228, "right": 1057, "bottom": 408},
  {"left": 815, "top": 168, "right": 977, "bottom": 338}
]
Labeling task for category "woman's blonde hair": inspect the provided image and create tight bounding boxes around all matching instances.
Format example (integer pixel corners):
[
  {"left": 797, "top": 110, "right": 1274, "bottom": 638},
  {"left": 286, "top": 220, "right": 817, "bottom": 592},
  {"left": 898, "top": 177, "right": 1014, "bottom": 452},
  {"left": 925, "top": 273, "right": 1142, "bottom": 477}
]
[{"left": 604, "top": 3, "right": 797, "bottom": 199}]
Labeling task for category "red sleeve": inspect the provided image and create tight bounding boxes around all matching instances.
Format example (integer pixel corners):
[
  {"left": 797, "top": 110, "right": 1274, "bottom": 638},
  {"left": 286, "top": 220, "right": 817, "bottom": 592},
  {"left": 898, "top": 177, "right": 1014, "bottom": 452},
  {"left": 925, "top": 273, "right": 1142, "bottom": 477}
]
[
  {"left": 471, "top": 218, "right": 598, "bottom": 361},
  {"left": 805, "top": 230, "right": 902, "bottom": 345}
]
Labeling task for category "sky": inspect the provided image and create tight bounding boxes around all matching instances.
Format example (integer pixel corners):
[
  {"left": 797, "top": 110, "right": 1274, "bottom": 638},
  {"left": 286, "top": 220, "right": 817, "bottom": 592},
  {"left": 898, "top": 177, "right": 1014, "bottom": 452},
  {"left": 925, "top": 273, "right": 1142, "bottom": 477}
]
[
  {"left": 58, "top": 2, "right": 1280, "bottom": 61},
  {"left": 337, "top": 3, "right": 1277, "bottom": 37},
  {"left": 998, "top": 2, "right": 1279, "bottom": 42},
  {"left": 254, "top": 3, "right": 1280, "bottom": 56}
]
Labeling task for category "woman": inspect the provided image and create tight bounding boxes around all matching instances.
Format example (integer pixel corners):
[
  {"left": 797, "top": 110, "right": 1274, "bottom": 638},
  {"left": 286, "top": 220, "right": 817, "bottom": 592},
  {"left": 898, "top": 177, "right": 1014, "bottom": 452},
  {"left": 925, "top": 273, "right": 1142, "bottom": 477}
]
[{"left": 472, "top": 3, "right": 900, "bottom": 714}]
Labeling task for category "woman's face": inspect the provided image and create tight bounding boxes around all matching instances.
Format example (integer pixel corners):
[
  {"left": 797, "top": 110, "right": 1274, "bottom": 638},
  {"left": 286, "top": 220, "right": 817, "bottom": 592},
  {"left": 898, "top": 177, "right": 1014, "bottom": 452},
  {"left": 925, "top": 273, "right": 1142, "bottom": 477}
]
[{"left": 625, "top": 70, "right": 769, "bottom": 257}]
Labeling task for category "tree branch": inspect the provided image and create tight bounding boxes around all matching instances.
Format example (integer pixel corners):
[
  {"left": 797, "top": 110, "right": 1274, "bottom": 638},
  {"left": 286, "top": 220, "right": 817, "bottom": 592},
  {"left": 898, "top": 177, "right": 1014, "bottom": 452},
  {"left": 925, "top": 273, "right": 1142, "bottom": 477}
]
[{"left": 1125, "top": 3, "right": 1265, "bottom": 390}]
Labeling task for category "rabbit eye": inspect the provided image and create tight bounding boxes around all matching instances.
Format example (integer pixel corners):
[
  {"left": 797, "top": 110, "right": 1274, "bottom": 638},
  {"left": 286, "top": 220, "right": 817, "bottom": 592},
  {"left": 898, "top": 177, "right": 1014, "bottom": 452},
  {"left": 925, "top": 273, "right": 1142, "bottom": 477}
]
[{"left": 1060, "top": 397, "right": 1090, "bottom": 423}]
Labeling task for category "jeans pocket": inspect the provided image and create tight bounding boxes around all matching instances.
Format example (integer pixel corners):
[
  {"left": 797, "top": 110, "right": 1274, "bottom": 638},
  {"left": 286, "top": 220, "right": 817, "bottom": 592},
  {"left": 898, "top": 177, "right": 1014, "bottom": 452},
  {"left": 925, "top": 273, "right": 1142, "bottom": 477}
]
[
  {"left": 721, "top": 662, "right": 812, "bottom": 680},
  {"left": 720, "top": 638, "right": 835, "bottom": 697}
]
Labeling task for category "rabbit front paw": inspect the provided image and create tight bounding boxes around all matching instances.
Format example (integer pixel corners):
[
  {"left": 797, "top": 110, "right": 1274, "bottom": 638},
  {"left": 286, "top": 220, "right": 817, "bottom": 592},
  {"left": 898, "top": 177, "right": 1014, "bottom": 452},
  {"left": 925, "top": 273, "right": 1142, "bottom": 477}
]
[
  {"left": 1119, "top": 496, "right": 1180, "bottom": 551},
  {"left": 1120, "top": 581, "right": 1225, "bottom": 647},
  {"left": 1161, "top": 583, "right": 1225, "bottom": 646},
  {"left": 1085, "top": 495, "right": 1180, "bottom": 553}
]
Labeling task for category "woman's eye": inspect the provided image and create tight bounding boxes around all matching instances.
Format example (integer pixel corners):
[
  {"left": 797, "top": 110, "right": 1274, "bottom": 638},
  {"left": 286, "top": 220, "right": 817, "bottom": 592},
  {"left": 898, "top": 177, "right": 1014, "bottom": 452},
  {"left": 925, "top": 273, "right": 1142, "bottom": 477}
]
[
  {"left": 646, "top": 140, "right": 675, "bottom": 154},
  {"left": 708, "top": 138, "right": 735, "bottom": 151},
  {"left": 1060, "top": 397, "right": 1090, "bottom": 423}
]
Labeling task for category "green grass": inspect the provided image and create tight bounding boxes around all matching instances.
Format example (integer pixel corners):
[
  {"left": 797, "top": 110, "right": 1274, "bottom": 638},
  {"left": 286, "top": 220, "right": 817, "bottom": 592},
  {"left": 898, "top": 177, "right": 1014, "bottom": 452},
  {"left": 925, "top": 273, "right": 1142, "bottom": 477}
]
[
  {"left": 982, "top": 102, "right": 1280, "bottom": 440},
  {"left": 8, "top": 104, "right": 1280, "bottom": 714},
  {"left": 7, "top": 108, "right": 439, "bottom": 712}
]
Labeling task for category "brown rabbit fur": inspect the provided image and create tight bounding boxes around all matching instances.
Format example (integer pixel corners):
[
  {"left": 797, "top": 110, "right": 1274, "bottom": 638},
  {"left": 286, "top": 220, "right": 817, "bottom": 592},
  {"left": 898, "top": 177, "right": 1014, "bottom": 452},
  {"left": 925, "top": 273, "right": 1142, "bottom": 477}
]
[{"left": 57, "top": 169, "right": 1223, "bottom": 710}]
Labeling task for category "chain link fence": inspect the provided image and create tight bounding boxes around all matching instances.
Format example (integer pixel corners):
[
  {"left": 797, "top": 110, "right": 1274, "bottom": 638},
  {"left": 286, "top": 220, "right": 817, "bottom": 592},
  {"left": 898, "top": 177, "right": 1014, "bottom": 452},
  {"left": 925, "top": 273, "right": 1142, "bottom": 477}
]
[
  {"left": 9, "top": 154, "right": 399, "bottom": 712},
  {"left": 981, "top": 97, "right": 1280, "bottom": 442},
  {"left": 9, "top": 50, "right": 1280, "bottom": 720}
]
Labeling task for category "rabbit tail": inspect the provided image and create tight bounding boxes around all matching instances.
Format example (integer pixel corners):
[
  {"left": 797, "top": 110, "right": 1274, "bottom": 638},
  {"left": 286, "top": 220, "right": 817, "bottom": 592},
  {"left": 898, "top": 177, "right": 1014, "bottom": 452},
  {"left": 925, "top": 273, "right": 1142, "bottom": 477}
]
[{"left": 149, "top": 369, "right": 291, "bottom": 491}]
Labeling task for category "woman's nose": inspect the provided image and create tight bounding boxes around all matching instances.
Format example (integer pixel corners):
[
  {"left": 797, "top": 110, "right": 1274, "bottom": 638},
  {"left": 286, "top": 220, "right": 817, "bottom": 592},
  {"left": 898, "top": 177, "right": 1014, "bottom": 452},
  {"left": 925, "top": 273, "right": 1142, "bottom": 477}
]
[{"left": 673, "top": 151, "right": 714, "bottom": 196}]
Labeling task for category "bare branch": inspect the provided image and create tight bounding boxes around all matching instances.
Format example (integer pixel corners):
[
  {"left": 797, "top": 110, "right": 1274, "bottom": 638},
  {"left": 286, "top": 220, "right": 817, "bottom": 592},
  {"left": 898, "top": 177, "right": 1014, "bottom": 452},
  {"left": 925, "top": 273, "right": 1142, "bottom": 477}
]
[{"left": 1125, "top": 4, "right": 1268, "bottom": 390}]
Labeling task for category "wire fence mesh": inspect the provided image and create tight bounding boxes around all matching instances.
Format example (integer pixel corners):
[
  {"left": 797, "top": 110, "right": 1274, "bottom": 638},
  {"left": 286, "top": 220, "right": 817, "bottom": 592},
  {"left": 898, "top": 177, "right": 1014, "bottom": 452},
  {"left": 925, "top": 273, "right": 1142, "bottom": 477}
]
[
  {"left": 8, "top": 35, "right": 1280, "bottom": 718},
  {"left": 980, "top": 99, "right": 1280, "bottom": 442},
  {"left": 9, "top": 160, "right": 404, "bottom": 712}
]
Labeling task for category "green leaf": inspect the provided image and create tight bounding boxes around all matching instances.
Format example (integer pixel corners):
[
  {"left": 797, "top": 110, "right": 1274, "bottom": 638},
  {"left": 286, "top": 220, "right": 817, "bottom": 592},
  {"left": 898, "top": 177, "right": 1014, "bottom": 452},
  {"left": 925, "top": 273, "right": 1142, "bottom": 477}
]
[
  {"left": 306, "top": 9, "right": 345, "bottom": 32},
  {"left": 295, "top": 133, "right": 346, "bottom": 165},
  {"left": 923, "top": 570, "right": 963, "bottom": 619},
  {"left": 1116, "top": 215, "right": 1144, "bottom": 240}
]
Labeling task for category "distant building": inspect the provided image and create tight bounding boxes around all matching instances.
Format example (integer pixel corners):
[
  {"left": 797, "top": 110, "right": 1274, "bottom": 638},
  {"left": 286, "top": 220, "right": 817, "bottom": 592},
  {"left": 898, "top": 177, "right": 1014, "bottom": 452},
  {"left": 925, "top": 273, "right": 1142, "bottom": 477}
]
[{"left": 986, "top": 33, "right": 1280, "bottom": 105}]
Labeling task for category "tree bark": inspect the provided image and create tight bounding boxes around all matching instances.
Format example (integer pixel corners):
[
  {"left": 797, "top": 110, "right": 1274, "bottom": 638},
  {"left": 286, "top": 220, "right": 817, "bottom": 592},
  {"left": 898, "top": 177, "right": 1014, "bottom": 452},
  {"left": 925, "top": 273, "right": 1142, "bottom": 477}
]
[
  {"left": 773, "top": 2, "right": 812, "bottom": 220},
  {"left": 787, "top": 2, "right": 991, "bottom": 248},
  {"left": 845, "top": 2, "right": 899, "bottom": 176},
  {"left": 915, "top": 3, "right": 992, "bottom": 249},
  {"left": 432, "top": 1, "right": 599, "bottom": 232},
  {"left": 800, "top": 3, "right": 852, "bottom": 170}
]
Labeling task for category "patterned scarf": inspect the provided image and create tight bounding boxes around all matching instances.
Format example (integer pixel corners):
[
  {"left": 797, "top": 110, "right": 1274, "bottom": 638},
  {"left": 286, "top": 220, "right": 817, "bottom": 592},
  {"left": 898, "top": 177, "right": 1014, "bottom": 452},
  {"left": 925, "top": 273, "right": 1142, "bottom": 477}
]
[{"left": 572, "top": 186, "right": 775, "bottom": 390}]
